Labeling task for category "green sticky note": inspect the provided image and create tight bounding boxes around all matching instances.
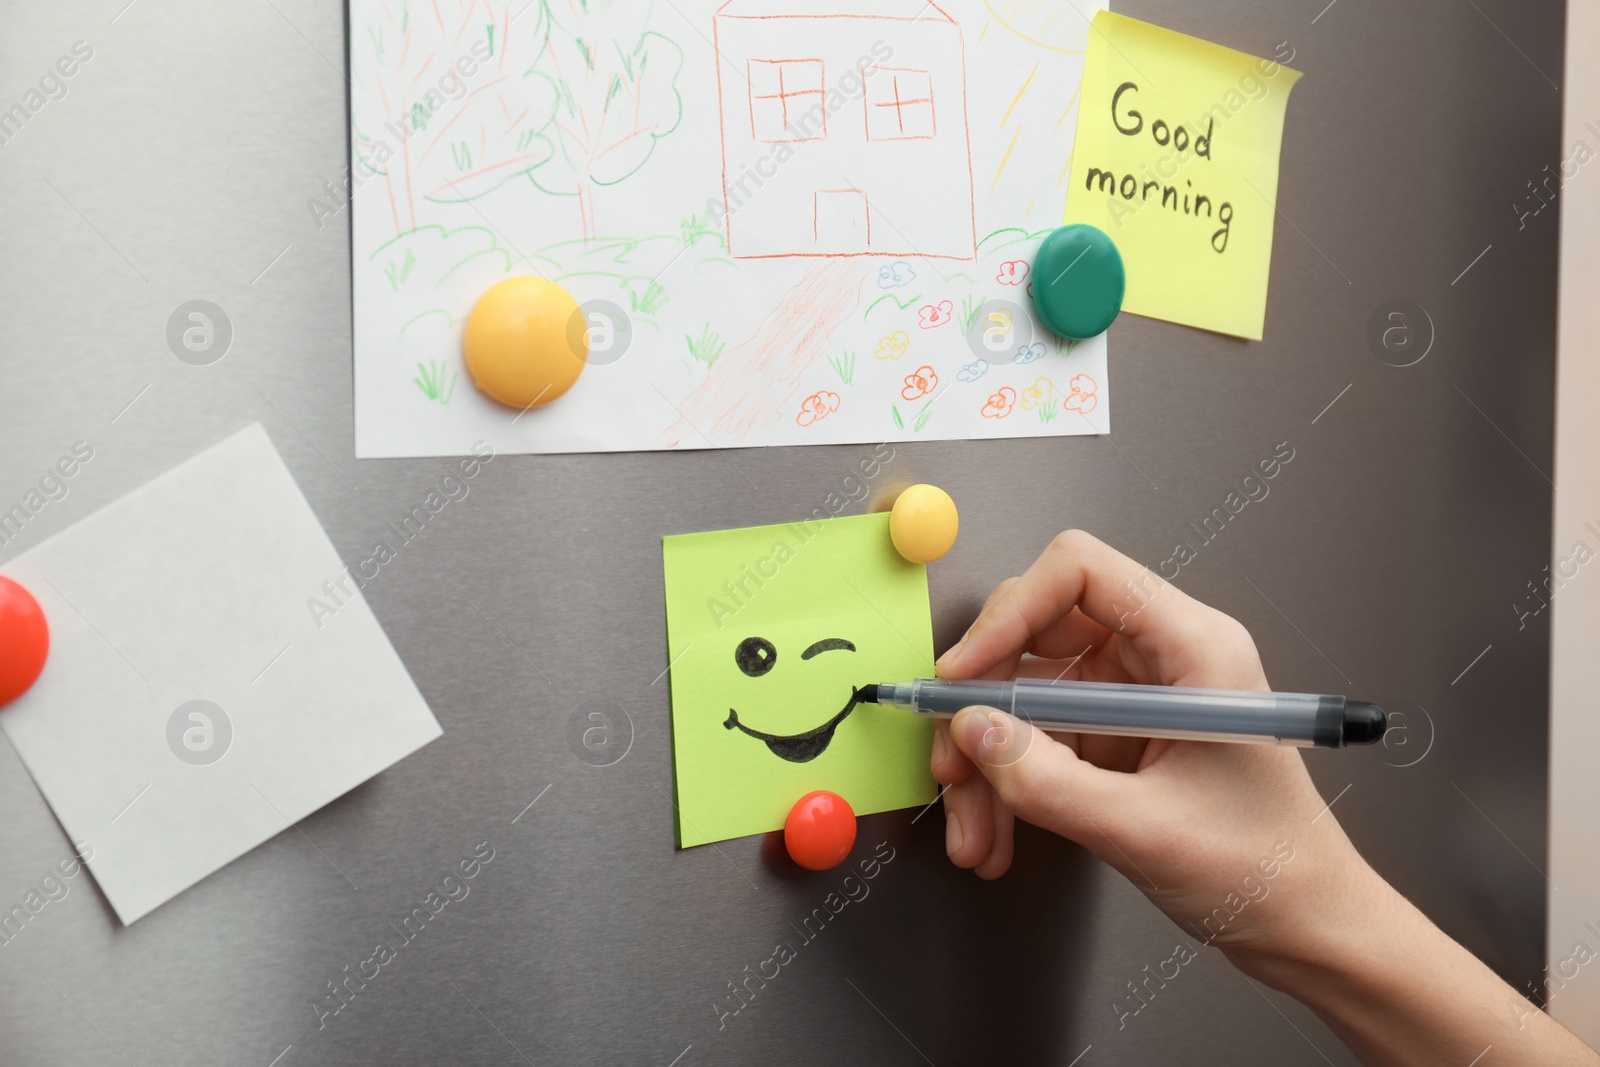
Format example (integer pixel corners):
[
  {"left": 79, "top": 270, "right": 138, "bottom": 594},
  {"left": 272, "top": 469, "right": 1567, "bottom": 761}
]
[{"left": 662, "top": 512, "right": 936, "bottom": 848}]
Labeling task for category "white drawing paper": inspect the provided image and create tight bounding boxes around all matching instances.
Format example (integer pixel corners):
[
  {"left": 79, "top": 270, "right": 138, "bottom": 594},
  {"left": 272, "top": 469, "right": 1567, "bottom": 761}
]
[
  {"left": 0, "top": 425, "right": 442, "bottom": 924},
  {"left": 347, "top": 0, "right": 1111, "bottom": 457}
]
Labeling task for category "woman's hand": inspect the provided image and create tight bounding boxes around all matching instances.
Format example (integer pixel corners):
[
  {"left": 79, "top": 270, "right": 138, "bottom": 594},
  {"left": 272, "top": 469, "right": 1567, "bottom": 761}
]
[
  {"left": 932, "top": 531, "right": 1600, "bottom": 1065},
  {"left": 931, "top": 530, "right": 1371, "bottom": 968}
]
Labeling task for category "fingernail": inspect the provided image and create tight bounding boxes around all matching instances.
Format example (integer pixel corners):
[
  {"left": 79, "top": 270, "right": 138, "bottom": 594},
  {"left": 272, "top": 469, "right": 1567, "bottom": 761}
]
[
  {"left": 936, "top": 637, "right": 966, "bottom": 672},
  {"left": 961, "top": 710, "right": 1011, "bottom": 763},
  {"left": 959, "top": 709, "right": 992, "bottom": 760},
  {"left": 945, "top": 810, "right": 964, "bottom": 856},
  {"left": 931, "top": 728, "right": 948, "bottom": 767}
]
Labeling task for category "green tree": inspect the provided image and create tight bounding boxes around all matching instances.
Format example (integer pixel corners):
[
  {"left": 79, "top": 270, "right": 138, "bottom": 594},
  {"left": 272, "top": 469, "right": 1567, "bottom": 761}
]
[{"left": 521, "top": 2, "right": 686, "bottom": 238}]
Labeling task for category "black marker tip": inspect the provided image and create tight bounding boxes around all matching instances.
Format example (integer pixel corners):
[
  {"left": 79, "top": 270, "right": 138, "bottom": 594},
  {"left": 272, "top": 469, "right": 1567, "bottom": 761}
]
[
  {"left": 1343, "top": 701, "right": 1387, "bottom": 745},
  {"left": 858, "top": 684, "right": 880, "bottom": 704}
]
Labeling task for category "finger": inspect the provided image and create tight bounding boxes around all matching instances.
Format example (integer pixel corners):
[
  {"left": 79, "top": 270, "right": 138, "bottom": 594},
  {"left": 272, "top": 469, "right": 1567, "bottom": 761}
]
[
  {"left": 940, "top": 579, "right": 1017, "bottom": 681},
  {"left": 938, "top": 578, "right": 1025, "bottom": 682},
  {"left": 1017, "top": 607, "right": 1114, "bottom": 663},
  {"left": 930, "top": 720, "right": 976, "bottom": 786},
  {"left": 1076, "top": 732, "right": 1148, "bottom": 774},
  {"left": 943, "top": 770, "right": 996, "bottom": 870},
  {"left": 939, "top": 530, "right": 1179, "bottom": 678},
  {"left": 940, "top": 593, "right": 1111, "bottom": 684},
  {"left": 948, "top": 706, "right": 1135, "bottom": 846},
  {"left": 1014, "top": 651, "right": 1132, "bottom": 686},
  {"left": 980, "top": 576, "right": 1019, "bottom": 613},
  {"left": 941, "top": 530, "right": 1261, "bottom": 688},
  {"left": 966, "top": 609, "right": 1118, "bottom": 683},
  {"left": 971, "top": 652, "right": 1026, "bottom": 682},
  {"left": 973, "top": 799, "right": 1015, "bottom": 879}
]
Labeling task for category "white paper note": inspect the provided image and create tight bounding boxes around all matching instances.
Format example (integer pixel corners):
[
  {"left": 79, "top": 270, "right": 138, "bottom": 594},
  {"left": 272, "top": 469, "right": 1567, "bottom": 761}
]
[
  {"left": 347, "top": 0, "right": 1110, "bottom": 457},
  {"left": 0, "top": 425, "right": 442, "bottom": 924}
]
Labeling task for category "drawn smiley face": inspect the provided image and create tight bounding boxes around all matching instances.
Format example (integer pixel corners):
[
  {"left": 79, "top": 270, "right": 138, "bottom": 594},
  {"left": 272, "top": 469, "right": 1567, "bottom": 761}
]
[{"left": 722, "top": 635, "right": 863, "bottom": 763}]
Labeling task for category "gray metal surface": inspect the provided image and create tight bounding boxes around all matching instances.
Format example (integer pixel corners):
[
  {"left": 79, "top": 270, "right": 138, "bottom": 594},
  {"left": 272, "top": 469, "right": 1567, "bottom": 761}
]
[{"left": 0, "top": 1, "right": 1563, "bottom": 1064}]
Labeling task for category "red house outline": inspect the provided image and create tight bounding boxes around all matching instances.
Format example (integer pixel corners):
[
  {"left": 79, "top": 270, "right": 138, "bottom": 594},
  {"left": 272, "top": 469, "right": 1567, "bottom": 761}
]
[{"left": 712, "top": 0, "right": 977, "bottom": 260}]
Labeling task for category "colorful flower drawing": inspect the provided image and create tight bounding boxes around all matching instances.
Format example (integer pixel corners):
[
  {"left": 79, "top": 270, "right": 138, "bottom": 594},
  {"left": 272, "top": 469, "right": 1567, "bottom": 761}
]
[
  {"left": 873, "top": 330, "right": 911, "bottom": 360},
  {"left": 981, "top": 306, "right": 1013, "bottom": 343},
  {"left": 996, "top": 260, "right": 1029, "bottom": 286},
  {"left": 1014, "top": 342, "right": 1046, "bottom": 365},
  {"left": 1063, "top": 373, "right": 1098, "bottom": 415},
  {"left": 877, "top": 262, "right": 916, "bottom": 289},
  {"left": 981, "top": 386, "right": 1017, "bottom": 419},
  {"left": 796, "top": 390, "right": 840, "bottom": 427},
  {"left": 958, "top": 358, "right": 989, "bottom": 382},
  {"left": 1020, "top": 377, "right": 1055, "bottom": 411},
  {"left": 901, "top": 365, "right": 938, "bottom": 401},
  {"left": 917, "top": 300, "right": 954, "bottom": 329}
]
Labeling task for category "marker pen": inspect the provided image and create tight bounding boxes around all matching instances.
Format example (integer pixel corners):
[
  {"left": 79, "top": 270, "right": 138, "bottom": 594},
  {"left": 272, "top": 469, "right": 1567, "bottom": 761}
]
[{"left": 861, "top": 678, "right": 1387, "bottom": 749}]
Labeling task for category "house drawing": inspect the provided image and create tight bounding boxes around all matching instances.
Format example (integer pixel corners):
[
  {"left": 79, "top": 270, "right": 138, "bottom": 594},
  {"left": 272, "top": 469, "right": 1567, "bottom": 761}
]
[{"left": 712, "top": 1, "right": 976, "bottom": 260}]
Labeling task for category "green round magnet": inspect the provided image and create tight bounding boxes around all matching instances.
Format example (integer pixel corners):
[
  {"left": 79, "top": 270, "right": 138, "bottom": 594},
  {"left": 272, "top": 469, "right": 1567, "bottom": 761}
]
[{"left": 1031, "top": 224, "right": 1125, "bottom": 340}]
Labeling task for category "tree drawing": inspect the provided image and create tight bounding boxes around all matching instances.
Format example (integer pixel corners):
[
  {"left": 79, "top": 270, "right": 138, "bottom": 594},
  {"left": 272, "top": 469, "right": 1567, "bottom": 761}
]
[
  {"left": 354, "top": 0, "right": 561, "bottom": 236},
  {"left": 354, "top": 1, "right": 683, "bottom": 241},
  {"left": 519, "top": 2, "right": 686, "bottom": 239}
]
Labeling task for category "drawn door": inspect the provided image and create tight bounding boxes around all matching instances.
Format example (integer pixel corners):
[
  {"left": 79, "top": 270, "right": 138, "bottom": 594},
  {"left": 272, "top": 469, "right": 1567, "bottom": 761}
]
[{"left": 812, "top": 188, "right": 870, "bottom": 254}]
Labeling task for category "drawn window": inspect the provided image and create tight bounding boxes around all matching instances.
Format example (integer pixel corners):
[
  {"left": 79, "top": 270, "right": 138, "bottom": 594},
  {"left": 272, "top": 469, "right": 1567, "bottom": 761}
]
[
  {"left": 749, "top": 59, "right": 826, "bottom": 143},
  {"left": 865, "top": 69, "right": 936, "bottom": 141}
]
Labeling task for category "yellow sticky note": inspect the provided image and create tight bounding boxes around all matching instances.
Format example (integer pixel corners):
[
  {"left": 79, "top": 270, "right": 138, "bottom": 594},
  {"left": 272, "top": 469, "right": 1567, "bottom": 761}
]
[{"left": 1063, "top": 12, "right": 1301, "bottom": 340}]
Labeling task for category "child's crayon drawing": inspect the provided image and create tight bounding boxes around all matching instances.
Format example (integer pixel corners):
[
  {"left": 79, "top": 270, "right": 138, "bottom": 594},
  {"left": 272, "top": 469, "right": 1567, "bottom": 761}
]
[
  {"left": 873, "top": 331, "right": 911, "bottom": 360},
  {"left": 900, "top": 366, "right": 938, "bottom": 401},
  {"left": 1020, "top": 376, "right": 1055, "bottom": 411},
  {"left": 917, "top": 301, "right": 956, "bottom": 329},
  {"left": 981, "top": 386, "right": 1018, "bottom": 418},
  {"left": 1064, "top": 372, "right": 1099, "bottom": 415},
  {"left": 348, "top": 0, "right": 1111, "bottom": 457},
  {"left": 797, "top": 390, "right": 841, "bottom": 426}
]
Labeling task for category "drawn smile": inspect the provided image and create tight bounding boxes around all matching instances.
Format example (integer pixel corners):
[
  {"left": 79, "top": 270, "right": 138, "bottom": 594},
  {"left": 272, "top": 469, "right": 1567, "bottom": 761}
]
[{"left": 723, "top": 686, "right": 864, "bottom": 763}]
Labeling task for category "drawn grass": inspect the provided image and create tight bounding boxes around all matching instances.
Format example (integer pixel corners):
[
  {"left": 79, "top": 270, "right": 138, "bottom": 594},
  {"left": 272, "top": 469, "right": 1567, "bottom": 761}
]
[
  {"left": 679, "top": 211, "right": 719, "bottom": 246},
  {"left": 630, "top": 280, "right": 668, "bottom": 316},
  {"left": 828, "top": 350, "right": 857, "bottom": 386},
  {"left": 864, "top": 292, "right": 922, "bottom": 321},
  {"left": 413, "top": 360, "right": 456, "bottom": 405},
  {"left": 1053, "top": 335, "right": 1081, "bottom": 356},
  {"left": 1036, "top": 403, "right": 1058, "bottom": 424},
  {"left": 960, "top": 293, "right": 985, "bottom": 332},
  {"left": 383, "top": 248, "right": 417, "bottom": 291},
  {"left": 686, "top": 323, "right": 726, "bottom": 366},
  {"left": 892, "top": 401, "right": 934, "bottom": 432},
  {"left": 977, "top": 226, "right": 1050, "bottom": 259}
]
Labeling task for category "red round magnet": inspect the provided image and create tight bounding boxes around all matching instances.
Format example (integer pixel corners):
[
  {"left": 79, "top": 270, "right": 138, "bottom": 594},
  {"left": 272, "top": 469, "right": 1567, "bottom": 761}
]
[
  {"left": 783, "top": 790, "right": 857, "bottom": 871},
  {"left": 0, "top": 576, "right": 48, "bottom": 707}
]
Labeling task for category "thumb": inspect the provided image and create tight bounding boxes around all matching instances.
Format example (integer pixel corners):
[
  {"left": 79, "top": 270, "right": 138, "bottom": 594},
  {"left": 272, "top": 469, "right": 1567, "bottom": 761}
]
[{"left": 948, "top": 706, "right": 1135, "bottom": 848}]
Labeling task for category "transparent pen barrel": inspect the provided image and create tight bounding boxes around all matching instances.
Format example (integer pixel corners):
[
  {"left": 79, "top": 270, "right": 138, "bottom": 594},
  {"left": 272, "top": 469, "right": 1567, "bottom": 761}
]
[{"left": 901, "top": 678, "right": 1339, "bottom": 747}]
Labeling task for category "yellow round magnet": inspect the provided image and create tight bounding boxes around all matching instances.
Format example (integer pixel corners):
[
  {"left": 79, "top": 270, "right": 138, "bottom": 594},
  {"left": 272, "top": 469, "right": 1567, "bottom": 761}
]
[
  {"left": 462, "top": 277, "right": 586, "bottom": 409},
  {"left": 889, "top": 484, "right": 959, "bottom": 563}
]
